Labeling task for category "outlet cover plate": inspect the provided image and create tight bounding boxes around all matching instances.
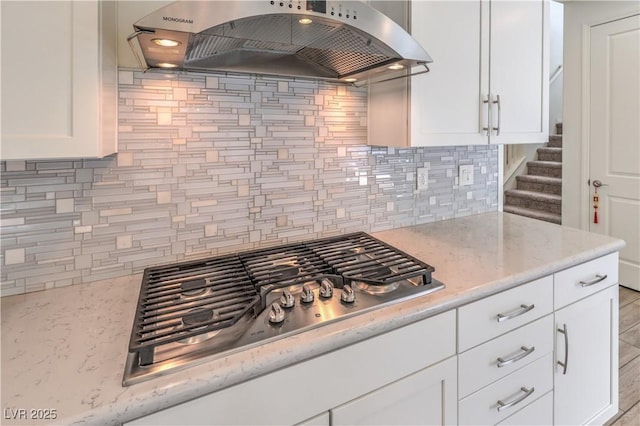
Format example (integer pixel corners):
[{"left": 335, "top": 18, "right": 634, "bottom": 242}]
[
  {"left": 459, "top": 165, "right": 474, "bottom": 186},
  {"left": 417, "top": 167, "right": 428, "bottom": 191}
]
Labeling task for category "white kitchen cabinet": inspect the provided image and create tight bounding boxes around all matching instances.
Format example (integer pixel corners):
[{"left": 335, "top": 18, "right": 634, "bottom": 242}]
[
  {"left": 126, "top": 310, "right": 456, "bottom": 426},
  {"left": 369, "top": 0, "right": 549, "bottom": 147},
  {"left": 554, "top": 256, "right": 619, "bottom": 425},
  {"left": 0, "top": 0, "right": 117, "bottom": 160},
  {"left": 331, "top": 356, "right": 457, "bottom": 426}
]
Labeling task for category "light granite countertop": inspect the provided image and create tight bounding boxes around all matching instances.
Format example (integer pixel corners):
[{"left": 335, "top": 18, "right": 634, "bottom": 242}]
[{"left": 1, "top": 212, "right": 625, "bottom": 425}]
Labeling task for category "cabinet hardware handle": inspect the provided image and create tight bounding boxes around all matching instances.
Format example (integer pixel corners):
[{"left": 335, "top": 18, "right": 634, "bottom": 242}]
[
  {"left": 496, "top": 386, "right": 535, "bottom": 412},
  {"left": 579, "top": 274, "right": 607, "bottom": 287},
  {"left": 492, "top": 94, "right": 501, "bottom": 136},
  {"left": 496, "top": 304, "right": 535, "bottom": 322},
  {"left": 557, "top": 324, "right": 569, "bottom": 375},
  {"left": 496, "top": 346, "right": 536, "bottom": 368},
  {"left": 482, "top": 94, "right": 491, "bottom": 136}
]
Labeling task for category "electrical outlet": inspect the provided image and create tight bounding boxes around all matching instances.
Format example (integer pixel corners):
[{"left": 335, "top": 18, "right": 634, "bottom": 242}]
[
  {"left": 417, "top": 167, "right": 428, "bottom": 191},
  {"left": 459, "top": 165, "right": 474, "bottom": 186}
]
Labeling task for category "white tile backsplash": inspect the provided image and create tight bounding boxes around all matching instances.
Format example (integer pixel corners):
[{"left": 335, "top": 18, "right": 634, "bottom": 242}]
[{"left": 0, "top": 70, "right": 498, "bottom": 296}]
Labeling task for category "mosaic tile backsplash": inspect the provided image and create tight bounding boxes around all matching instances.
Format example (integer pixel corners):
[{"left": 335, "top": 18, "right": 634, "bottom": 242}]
[{"left": 0, "top": 70, "right": 498, "bottom": 296}]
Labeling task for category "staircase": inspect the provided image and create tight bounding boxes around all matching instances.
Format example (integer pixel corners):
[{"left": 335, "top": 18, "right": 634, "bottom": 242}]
[{"left": 503, "top": 123, "right": 563, "bottom": 224}]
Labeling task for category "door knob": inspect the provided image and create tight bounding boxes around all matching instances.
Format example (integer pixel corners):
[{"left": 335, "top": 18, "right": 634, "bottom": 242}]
[{"left": 593, "top": 180, "right": 608, "bottom": 188}]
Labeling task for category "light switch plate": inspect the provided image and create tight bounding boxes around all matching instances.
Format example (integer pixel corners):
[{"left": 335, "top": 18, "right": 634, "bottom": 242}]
[{"left": 459, "top": 165, "right": 474, "bottom": 186}]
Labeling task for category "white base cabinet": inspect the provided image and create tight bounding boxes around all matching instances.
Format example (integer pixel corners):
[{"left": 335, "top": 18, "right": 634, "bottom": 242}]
[{"left": 0, "top": 0, "right": 117, "bottom": 159}]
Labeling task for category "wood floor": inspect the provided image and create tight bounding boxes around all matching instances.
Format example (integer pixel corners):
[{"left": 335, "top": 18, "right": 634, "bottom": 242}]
[{"left": 606, "top": 286, "right": 640, "bottom": 425}]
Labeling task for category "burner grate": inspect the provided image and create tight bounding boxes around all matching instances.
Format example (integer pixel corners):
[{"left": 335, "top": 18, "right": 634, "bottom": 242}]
[
  {"left": 129, "top": 254, "right": 260, "bottom": 365},
  {"left": 306, "top": 232, "right": 435, "bottom": 286},
  {"left": 239, "top": 243, "right": 335, "bottom": 290}
]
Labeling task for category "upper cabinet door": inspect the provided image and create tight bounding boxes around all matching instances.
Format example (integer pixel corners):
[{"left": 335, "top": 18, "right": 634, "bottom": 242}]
[
  {"left": 368, "top": 0, "right": 549, "bottom": 147},
  {"left": 410, "top": 0, "right": 489, "bottom": 146},
  {"left": 489, "top": 0, "right": 549, "bottom": 144},
  {"left": 0, "top": 1, "right": 117, "bottom": 160}
]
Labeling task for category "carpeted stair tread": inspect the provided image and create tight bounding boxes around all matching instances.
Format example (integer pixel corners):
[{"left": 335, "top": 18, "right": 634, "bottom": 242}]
[
  {"left": 516, "top": 175, "right": 562, "bottom": 185},
  {"left": 528, "top": 160, "right": 562, "bottom": 168},
  {"left": 504, "top": 205, "right": 561, "bottom": 225},
  {"left": 537, "top": 147, "right": 563, "bottom": 154},
  {"left": 504, "top": 189, "right": 562, "bottom": 203}
]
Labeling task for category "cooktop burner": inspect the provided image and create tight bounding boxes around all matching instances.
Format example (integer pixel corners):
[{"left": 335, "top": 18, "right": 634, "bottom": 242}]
[{"left": 123, "top": 232, "right": 444, "bottom": 385}]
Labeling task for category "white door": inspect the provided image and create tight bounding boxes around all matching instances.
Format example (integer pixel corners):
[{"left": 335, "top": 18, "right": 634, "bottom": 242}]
[{"left": 589, "top": 15, "right": 640, "bottom": 291}]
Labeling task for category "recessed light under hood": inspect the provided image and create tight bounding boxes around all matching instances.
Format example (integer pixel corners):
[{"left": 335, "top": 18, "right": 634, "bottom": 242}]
[{"left": 128, "top": 0, "right": 432, "bottom": 86}]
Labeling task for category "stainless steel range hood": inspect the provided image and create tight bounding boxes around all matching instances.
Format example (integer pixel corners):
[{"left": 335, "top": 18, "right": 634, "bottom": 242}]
[{"left": 128, "top": 0, "right": 432, "bottom": 86}]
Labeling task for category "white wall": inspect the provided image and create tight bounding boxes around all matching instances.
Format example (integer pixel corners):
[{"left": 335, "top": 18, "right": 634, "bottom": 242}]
[{"left": 562, "top": 0, "right": 640, "bottom": 229}]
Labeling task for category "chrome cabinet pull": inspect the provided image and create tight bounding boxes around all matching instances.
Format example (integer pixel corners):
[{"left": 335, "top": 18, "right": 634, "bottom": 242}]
[
  {"left": 496, "top": 346, "right": 536, "bottom": 368},
  {"left": 497, "top": 387, "right": 535, "bottom": 412},
  {"left": 496, "top": 304, "right": 535, "bottom": 322},
  {"left": 492, "top": 94, "right": 501, "bottom": 135},
  {"left": 557, "top": 324, "right": 569, "bottom": 375},
  {"left": 579, "top": 274, "right": 607, "bottom": 287},
  {"left": 482, "top": 94, "right": 491, "bottom": 136}
]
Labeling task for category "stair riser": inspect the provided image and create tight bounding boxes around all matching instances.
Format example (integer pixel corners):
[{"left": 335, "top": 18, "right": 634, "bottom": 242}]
[
  {"left": 517, "top": 181, "right": 562, "bottom": 195},
  {"left": 528, "top": 165, "right": 562, "bottom": 178},
  {"left": 505, "top": 195, "right": 561, "bottom": 215},
  {"left": 548, "top": 139, "right": 563, "bottom": 148},
  {"left": 538, "top": 151, "right": 562, "bottom": 162}
]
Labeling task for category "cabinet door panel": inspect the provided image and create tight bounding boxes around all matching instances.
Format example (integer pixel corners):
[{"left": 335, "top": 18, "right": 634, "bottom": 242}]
[
  {"left": 554, "top": 285, "right": 619, "bottom": 425},
  {"left": 1, "top": 1, "right": 116, "bottom": 159},
  {"left": 410, "top": 0, "right": 489, "bottom": 146},
  {"left": 490, "top": 0, "right": 549, "bottom": 144},
  {"left": 332, "top": 357, "right": 457, "bottom": 426}
]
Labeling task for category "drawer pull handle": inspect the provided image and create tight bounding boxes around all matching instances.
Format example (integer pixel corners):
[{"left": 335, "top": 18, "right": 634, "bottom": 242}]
[
  {"left": 496, "top": 346, "right": 536, "bottom": 368},
  {"left": 496, "top": 304, "right": 535, "bottom": 322},
  {"left": 557, "top": 324, "right": 569, "bottom": 375},
  {"left": 497, "top": 387, "right": 535, "bottom": 412},
  {"left": 579, "top": 274, "right": 607, "bottom": 287}
]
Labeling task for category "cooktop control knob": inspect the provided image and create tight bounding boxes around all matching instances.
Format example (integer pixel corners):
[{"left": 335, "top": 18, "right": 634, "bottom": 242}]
[
  {"left": 279, "top": 290, "right": 295, "bottom": 308},
  {"left": 319, "top": 279, "right": 334, "bottom": 298},
  {"left": 341, "top": 284, "right": 355, "bottom": 303},
  {"left": 300, "top": 285, "right": 314, "bottom": 303},
  {"left": 268, "top": 302, "right": 285, "bottom": 324}
]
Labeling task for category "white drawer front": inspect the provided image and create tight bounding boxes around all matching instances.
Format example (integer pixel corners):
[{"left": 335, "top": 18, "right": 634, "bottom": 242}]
[
  {"left": 498, "top": 391, "right": 553, "bottom": 426},
  {"left": 459, "top": 353, "right": 553, "bottom": 426},
  {"left": 458, "top": 315, "right": 553, "bottom": 398},
  {"left": 458, "top": 276, "right": 553, "bottom": 351},
  {"left": 554, "top": 252, "right": 619, "bottom": 309}
]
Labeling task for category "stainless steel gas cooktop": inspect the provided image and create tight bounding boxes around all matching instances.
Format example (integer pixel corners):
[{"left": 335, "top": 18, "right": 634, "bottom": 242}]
[{"left": 123, "top": 232, "right": 444, "bottom": 385}]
